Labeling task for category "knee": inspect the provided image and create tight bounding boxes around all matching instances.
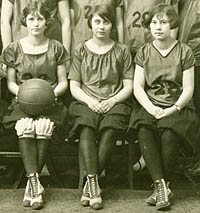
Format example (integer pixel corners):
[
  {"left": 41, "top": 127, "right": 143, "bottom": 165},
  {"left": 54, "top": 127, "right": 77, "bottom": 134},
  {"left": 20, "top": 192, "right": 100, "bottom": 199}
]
[
  {"left": 35, "top": 118, "right": 55, "bottom": 140},
  {"left": 15, "top": 117, "right": 35, "bottom": 139}
]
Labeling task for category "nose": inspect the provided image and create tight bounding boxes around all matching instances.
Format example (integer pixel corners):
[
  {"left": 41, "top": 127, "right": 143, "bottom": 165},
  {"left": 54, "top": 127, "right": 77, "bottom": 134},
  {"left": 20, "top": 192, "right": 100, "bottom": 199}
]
[
  {"left": 155, "top": 22, "right": 161, "bottom": 30},
  {"left": 99, "top": 21, "right": 104, "bottom": 29},
  {"left": 33, "top": 19, "right": 39, "bottom": 26}
]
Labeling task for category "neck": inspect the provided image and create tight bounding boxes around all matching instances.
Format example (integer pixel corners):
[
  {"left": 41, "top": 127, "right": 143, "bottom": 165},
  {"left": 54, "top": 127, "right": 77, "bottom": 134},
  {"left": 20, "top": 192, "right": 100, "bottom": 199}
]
[
  {"left": 27, "top": 34, "right": 47, "bottom": 46},
  {"left": 92, "top": 36, "right": 112, "bottom": 46},
  {"left": 154, "top": 37, "right": 175, "bottom": 50}
]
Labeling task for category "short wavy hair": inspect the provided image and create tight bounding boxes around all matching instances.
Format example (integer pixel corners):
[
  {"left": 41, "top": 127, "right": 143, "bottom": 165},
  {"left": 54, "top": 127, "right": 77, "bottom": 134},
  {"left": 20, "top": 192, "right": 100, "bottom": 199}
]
[
  {"left": 87, "top": 4, "right": 116, "bottom": 30},
  {"left": 142, "top": 4, "right": 179, "bottom": 29},
  {"left": 21, "top": 1, "right": 52, "bottom": 27}
]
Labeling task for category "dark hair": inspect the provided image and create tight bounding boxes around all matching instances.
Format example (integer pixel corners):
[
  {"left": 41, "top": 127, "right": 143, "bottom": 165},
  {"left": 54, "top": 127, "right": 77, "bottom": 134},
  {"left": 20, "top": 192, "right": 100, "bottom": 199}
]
[
  {"left": 142, "top": 4, "right": 179, "bottom": 29},
  {"left": 87, "top": 4, "right": 116, "bottom": 29},
  {"left": 21, "top": 0, "right": 52, "bottom": 27}
]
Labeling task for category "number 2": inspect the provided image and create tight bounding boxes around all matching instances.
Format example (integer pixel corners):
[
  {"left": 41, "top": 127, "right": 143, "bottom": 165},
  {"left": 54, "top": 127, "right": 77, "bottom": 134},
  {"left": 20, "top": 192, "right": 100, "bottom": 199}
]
[
  {"left": 84, "top": 5, "right": 92, "bottom": 19},
  {"left": 132, "top": 11, "right": 149, "bottom": 28}
]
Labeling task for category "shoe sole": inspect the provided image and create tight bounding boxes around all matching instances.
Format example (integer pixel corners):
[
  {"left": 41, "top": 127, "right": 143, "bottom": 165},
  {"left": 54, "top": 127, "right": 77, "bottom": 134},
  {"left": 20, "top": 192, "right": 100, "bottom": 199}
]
[
  {"left": 146, "top": 192, "right": 174, "bottom": 206},
  {"left": 156, "top": 201, "right": 171, "bottom": 210}
]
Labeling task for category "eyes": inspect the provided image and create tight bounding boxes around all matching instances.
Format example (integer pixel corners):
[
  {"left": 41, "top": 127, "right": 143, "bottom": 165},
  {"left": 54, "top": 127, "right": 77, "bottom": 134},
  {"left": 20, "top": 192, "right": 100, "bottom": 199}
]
[
  {"left": 27, "top": 16, "right": 45, "bottom": 22},
  {"left": 93, "top": 19, "right": 111, "bottom": 26},
  {"left": 151, "top": 20, "right": 169, "bottom": 25}
]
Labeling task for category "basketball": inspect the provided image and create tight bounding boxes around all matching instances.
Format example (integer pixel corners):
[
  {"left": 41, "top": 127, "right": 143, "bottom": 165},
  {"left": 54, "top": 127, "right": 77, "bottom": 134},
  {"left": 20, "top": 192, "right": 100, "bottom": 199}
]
[{"left": 18, "top": 79, "right": 55, "bottom": 116}]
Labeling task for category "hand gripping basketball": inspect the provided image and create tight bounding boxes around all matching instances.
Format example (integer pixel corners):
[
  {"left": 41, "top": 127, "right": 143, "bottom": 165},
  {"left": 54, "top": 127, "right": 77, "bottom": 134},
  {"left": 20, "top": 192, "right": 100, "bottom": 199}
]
[
  {"left": 35, "top": 118, "right": 55, "bottom": 139},
  {"left": 15, "top": 118, "right": 35, "bottom": 139}
]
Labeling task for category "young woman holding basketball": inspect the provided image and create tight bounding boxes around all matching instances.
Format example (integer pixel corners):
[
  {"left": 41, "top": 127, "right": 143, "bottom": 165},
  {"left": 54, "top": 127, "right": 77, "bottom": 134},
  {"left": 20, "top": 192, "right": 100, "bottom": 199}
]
[
  {"left": 128, "top": 4, "right": 200, "bottom": 210},
  {"left": 68, "top": 4, "right": 133, "bottom": 210},
  {"left": 1, "top": 1, "right": 69, "bottom": 210}
]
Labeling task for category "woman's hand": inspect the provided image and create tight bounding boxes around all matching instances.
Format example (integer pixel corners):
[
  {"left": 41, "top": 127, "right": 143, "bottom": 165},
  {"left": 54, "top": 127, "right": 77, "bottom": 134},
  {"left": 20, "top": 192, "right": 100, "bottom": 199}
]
[
  {"left": 157, "top": 106, "right": 177, "bottom": 119},
  {"left": 88, "top": 99, "right": 104, "bottom": 114},
  {"left": 146, "top": 105, "right": 165, "bottom": 119},
  {"left": 100, "top": 98, "right": 117, "bottom": 113}
]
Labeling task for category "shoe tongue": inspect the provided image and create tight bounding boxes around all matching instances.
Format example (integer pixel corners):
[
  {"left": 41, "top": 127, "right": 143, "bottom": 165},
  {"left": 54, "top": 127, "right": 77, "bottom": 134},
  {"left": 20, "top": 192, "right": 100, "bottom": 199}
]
[{"left": 88, "top": 174, "right": 96, "bottom": 178}]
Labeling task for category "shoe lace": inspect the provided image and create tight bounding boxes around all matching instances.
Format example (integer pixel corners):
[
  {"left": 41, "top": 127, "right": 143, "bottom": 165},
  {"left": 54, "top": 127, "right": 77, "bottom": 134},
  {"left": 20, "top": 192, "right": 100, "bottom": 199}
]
[
  {"left": 88, "top": 175, "right": 98, "bottom": 198},
  {"left": 156, "top": 181, "right": 166, "bottom": 203},
  {"left": 29, "top": 174, "right": 39, "bottom": 197}
]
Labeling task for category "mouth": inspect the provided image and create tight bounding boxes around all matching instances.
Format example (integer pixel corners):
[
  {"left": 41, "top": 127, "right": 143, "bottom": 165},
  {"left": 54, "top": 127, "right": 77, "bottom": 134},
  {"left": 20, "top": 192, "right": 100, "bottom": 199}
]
[
  {"left": 155, "top": 33, "right": 163, "bottom": 36},
  {"left": 97, "top": 32, "right": 105, "bottom": 35}
]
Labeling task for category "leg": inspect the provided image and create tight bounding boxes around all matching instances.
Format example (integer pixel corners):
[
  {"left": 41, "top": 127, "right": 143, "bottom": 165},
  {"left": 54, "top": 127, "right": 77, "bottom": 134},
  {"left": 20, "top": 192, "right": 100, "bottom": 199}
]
[
  {"left": 79, "top": 126, "right": 97, "bottom": 174},
  {"left": 138, "top": 126, "right": 163, "bottom": 181},
  {"left": 98, "top": 128, "right": 118, "bottom": 175},
  {"left": 37, "top": 139, "right": 49, "bottom": 173},
  {"left": 18, "top": 138, "right": 38, "bottom": 175},
  {"left": 79, "top": 126, "right": 102, "bottom": 210},
  {"left": 160, "top": 129, "right": 179, "bottom": 181},
  {"left": 138, "top": 126, "right": 170, "bottom": 210},
  {"left": 18, "top": 138, "right": 43, "bottom": 209}
]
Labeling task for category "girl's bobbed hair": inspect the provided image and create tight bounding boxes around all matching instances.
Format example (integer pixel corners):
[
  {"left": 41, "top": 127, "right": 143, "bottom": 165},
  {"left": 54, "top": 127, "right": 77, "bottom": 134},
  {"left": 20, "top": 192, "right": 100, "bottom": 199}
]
[
  {"left": 21, "top": 0, "right": 52, "bottom": 27},
  {"left": 87, "top": 4, "right": 116, "bottom": 29},
  {"left": 142, "top": 3, "right": 179, "bottom": 29}
]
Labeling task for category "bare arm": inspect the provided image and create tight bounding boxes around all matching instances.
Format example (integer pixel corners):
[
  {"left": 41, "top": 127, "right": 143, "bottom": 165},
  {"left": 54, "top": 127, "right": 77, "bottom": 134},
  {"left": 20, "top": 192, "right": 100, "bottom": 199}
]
[
  {"left": 159, "top": 66, "right": 195, "bottom": 118},
  {"left": 70, "top": 80, "right": 104, "bottom": 113},
  {"left": 54, "top": 64, "right": 68, "bottom": 97},
  {"left": 176, "top": 66, "right": 195, "bottom": 108},
  {"left": 134, "top": 65, "right": 165, "bottom": 118},
  {"left": 7, "top": 67, "right": 19, "bottom": 96},
  {"left": 58, "top": 0, "right": 71, "bottom": 54},
  {"left": 1, "top": 0, "right": 13, "bottom": 50},
  {"left": 101, "top": 79, "right": 133, "bottom": 112},
  {"left": 116, "top": 6, "right": 124, "bottom": 43}
]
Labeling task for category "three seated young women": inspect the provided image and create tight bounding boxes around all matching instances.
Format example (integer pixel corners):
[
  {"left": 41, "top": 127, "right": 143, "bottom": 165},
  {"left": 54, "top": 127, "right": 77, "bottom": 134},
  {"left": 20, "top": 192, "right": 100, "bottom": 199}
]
[{"left": 1, "top": 1, "right": 199, "bottom": 212}]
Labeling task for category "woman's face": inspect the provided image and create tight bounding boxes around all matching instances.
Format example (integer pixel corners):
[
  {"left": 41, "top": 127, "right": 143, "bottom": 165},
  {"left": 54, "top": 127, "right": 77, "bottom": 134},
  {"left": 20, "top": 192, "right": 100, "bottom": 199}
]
[
  {"left": 26, "top": 12, "right": 46, "bottom": 36},
  {"left": 150, "top": 13, "right": 171, "bottom": 41},
  {"left": 91, "top": 14, "right": 112, "bottom": 40}
]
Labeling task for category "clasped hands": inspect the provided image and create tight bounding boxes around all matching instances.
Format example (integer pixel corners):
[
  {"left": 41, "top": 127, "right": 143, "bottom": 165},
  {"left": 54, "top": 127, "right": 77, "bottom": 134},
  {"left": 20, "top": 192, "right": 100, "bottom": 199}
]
[
  {"left": 88, "top": 98, "right": 117, "bottom": 114},
  {"left": 147, "top": 105, "right": 176, "bottom": 119}
]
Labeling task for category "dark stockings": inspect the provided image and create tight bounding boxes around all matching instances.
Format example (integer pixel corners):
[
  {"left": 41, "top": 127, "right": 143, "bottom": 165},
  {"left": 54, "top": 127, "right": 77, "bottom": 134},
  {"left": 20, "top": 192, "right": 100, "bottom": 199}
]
[
  {"left": 79, "top": 127, "right": 118, "bottom": 176},
  {"left": 37, "top": 139, "right": 49, "bottom": 173},
  {"left": 139, "top": 126, "right": 179, "bottom": 182},
  {"left": 98, "top": 129, "right": 118, "bottom": 175},
  {"left": 19, "top": 138, "right": 49, "bottom": 175},
  {"left": 161, "top": 129, "right": 179, "bottom": 181},
  {"left": 138, "top": 126, "right": 164, "bottom": 181},
  {"left": 19, "top": 138, "right": 38, "bottom": 175},
  {"left": 79, "top": 126, "right": 97, "bottom": 175}
]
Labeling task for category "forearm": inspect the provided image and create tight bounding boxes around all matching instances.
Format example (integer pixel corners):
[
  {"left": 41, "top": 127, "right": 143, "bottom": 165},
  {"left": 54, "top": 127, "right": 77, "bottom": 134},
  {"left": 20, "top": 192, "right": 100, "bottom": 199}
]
[
  {"left": 8, "top": 81, "right": 19, "bottom": 96},
  {"left": 110, "top": 85, "right": 132, "bottom": 103},
  {"left": 62, "top": 23, "right": 71, "bottom": 54},
  {"left": 175, "top": 88, "right": 194, "bottom": 109},
  {"left": 116, "top": 8, "right": 124, "bottom": 43},
  {"left": 134, "top": 87, "right": 155, "bottom": 110},
  {"left": 54, "top": 80, "right": 68, "bottom": 97},
  {"left": 70, "top": 86, "right": 96, "bottom": 104},
  {"left": 117, "top": 21, "right": 124, "bottom": 43},
  {"left": 1, "top": 23, "right": 12, "bottom": 50}
]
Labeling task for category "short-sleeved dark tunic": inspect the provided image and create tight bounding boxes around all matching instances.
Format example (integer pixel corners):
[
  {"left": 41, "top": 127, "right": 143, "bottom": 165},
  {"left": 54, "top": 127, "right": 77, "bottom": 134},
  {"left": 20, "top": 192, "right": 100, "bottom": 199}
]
[{"left": 2, "top": 39, "right": 70, "bottom": 128}]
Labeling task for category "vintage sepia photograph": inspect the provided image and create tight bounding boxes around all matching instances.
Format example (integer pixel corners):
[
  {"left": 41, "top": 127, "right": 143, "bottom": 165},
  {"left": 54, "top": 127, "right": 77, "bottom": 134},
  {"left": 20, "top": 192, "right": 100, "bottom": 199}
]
[{"left": 0, "top": 0, "right": 200, "bottom": 212}]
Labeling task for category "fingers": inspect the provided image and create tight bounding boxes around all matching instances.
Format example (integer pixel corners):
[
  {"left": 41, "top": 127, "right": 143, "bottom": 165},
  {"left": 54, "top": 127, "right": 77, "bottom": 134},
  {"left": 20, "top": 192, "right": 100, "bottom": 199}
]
[
  {"left": 15, "top": 118, "right": 35, "bottom": 138},
  {"left": 35, "top": 118, "right": 55, "bottom": 139}
]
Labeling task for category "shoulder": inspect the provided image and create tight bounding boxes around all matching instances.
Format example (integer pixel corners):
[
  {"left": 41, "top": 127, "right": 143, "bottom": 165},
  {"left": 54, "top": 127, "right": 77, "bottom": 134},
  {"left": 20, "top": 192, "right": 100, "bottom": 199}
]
[
  {"left": 73, "top": 42, "right": 88, "bottom": 58},
  {"left": 49, "top": 39, "right": 63, "bottom": 48},
  {"left": 136, "top": 42, "right": 152, "bottom": 55},
  {"left": 114, "top": 42, "right": 131, "bottom": 53},
  {"left": 4, "top": 41, "right": 21, "bottom": 54},
  {"left": 178, "top": 42, "right": 194, "bottom": 55}
]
